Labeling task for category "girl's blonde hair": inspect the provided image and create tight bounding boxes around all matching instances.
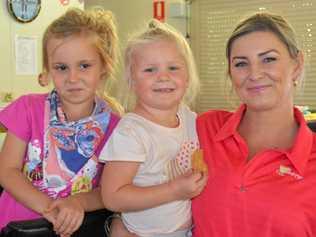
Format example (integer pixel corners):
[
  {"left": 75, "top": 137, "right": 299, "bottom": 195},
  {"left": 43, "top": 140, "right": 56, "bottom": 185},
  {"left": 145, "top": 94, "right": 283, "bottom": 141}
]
[
  {"left": 42, "top": 7, "right": 123, "bottom": 114},
  {"left": 123, "top": 19, "right": 199, "bottom": 109}
]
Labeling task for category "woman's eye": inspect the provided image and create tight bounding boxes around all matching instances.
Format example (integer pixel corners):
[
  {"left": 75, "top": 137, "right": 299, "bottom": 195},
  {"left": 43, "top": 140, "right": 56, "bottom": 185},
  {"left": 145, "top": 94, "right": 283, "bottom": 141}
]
[
  {"left": 54, "top": 64, "right": 67, "bottom": 71},
  {"left": 263, "top": 57, "right": 276, "bottom": 63},
  {"left": 234, "top": 61, "right": 247, "bottom": 68}
]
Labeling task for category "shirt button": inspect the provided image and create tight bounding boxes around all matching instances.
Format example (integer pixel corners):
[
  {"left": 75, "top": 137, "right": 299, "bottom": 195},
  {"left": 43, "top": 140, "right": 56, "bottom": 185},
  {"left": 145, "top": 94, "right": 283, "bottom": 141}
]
[{"left": 240, "top": 185, "right": 247, "bottom": 192}]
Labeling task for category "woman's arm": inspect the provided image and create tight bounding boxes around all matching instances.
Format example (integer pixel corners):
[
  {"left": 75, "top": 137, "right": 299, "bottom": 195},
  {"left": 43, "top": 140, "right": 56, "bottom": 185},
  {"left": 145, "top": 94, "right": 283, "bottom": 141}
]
[
  {"left": 0, "top": 132, "right": 54, "bottom": 216},
  {"left": 101, "top": 161, "right": 207, "bottom": 212}
]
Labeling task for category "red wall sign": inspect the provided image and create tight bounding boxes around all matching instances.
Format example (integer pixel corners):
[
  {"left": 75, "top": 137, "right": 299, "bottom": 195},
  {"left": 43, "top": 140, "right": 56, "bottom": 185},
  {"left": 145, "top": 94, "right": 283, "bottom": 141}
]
[
  {"left": 59, "top": 0, "right": 70, "bottom": 6},
  {"left": 153, "top": 0, "right": 165, "bottom": 22}
]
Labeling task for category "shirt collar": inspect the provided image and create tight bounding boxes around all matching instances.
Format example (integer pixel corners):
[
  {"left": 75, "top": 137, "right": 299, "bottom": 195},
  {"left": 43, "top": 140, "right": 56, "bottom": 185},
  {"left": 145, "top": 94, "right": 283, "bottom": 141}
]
[
  {"left": 214, "top": 104, "right": 246, "bottom": 142},
  {"left": 214, "top": 105, "right": 313, "bottom": 175}
]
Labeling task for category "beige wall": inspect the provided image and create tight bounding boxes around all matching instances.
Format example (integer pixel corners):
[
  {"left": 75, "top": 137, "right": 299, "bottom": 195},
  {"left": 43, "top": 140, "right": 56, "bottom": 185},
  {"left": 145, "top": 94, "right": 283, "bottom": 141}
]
[
  {"left": 86, "top": 0, "right": 187, "bottom": 45},
  {"left": 0, "top": 0, "right": 187, "bottom": 144},
  {"left": 85, "top": 0, "right": 188, "bottom": 104},
  {"left": 0, "top": 0, "right": 187, "bottom": 107},
  {"left": 0, "top": 1, "right": 84, "bottom": 145},
  {"left": 0, "top": 1, "right": 84, "bottom": 108}
]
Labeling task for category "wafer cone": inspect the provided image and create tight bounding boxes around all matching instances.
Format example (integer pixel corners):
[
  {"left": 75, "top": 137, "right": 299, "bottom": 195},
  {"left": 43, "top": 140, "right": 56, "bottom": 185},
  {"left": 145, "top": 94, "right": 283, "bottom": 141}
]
[{"left": 191, "top": 149, "right": 208, "bottom": 173}]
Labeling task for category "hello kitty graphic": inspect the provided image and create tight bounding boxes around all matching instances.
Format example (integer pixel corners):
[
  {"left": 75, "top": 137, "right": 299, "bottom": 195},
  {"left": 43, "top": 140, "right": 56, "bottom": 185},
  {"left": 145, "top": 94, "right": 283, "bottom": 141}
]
[{"left": 23, "top": 139, "right": 43, "bottom": 181}]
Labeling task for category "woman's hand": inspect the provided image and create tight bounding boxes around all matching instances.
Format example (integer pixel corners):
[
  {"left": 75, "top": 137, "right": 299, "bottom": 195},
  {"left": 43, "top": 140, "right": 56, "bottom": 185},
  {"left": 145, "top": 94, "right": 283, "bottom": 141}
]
[{"left": 44, "top": 195, "right": 85, "bottom": 237}]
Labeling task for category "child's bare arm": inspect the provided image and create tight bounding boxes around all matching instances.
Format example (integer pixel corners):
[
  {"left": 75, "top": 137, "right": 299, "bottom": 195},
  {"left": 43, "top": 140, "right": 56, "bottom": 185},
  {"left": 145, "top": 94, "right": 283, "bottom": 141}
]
[
  {"left": 72, "top": 186, "right": 104, "bottom": 211},
  {"left": 0, "top": 132, "right": 53, "bottom": 216},
  {"left": 101, "top": 161, "right": 207, "bottom": 212}
]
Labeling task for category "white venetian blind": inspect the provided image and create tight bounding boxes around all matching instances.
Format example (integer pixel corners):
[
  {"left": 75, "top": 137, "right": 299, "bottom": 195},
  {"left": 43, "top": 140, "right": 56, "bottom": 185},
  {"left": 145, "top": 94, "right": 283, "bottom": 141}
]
[{"left": 190, "top": 0, "right": 316, "bottom": 113}]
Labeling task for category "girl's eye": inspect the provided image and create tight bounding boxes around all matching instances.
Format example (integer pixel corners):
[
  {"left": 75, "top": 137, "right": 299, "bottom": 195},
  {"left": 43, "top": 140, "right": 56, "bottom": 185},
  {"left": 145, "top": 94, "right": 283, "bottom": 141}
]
[
  {"left": 263, "top": 57, "right": 277, "bottom": 63},
  {"left": 234, "top": 61, "right": 247, "bottom": 68},
  {"left": 54, "top": 64, "right": 68, "bottom": 71},
  {"left": 80, "top": 63, "right": 91, "bottom": 70}
]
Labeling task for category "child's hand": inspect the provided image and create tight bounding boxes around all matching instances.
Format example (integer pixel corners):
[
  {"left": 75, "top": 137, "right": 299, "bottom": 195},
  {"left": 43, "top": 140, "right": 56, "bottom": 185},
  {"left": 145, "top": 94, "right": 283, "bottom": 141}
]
[
  {"left": 42, "top": 205, "right": 58, "bottom": 226},
  {"left": 44, "top": 196, "right": 85, "bottom": 237},
  {"left": 170, "top": 170, "right": 208, "bottom": 200}
]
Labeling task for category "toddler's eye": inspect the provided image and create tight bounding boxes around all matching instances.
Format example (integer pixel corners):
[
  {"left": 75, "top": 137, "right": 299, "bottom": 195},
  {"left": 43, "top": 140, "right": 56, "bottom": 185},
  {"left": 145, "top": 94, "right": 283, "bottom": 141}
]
[
  {"left": 169, "top": 66, "right": 180, "bottom": 71},
  {"left": 144, "top": 67, "right": 156, "bottom": 73},
  {"left": 80, "top": 63, "right": 91, "bottom": 70}
]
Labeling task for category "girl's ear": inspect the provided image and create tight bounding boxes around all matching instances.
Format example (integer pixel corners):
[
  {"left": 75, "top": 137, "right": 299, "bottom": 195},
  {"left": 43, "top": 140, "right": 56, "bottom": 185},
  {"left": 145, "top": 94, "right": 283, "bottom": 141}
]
[
  {"left": 38, "top": 73, "right": 50, "bottom": 87},
  {"left": 292, "top": 51, "right": 304, "bottom": 84}
]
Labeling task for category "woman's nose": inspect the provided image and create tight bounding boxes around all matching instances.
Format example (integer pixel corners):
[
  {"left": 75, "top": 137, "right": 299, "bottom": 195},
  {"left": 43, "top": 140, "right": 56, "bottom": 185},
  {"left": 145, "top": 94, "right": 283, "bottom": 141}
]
[{"left": 248, "top": 63, "right": 264, "bottom": 81}]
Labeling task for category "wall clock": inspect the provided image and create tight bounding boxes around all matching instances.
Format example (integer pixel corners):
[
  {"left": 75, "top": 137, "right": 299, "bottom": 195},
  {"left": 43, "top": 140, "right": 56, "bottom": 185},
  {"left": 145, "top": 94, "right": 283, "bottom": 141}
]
[{"left": 7, "top": 0, "right": 41, "bottom": 23}]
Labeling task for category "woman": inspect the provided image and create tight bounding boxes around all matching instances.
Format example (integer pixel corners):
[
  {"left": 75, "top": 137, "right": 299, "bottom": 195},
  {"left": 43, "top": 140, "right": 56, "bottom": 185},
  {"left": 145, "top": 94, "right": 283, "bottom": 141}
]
[{"left": 192, "top": 12, "right": 316, "bottom": 237}]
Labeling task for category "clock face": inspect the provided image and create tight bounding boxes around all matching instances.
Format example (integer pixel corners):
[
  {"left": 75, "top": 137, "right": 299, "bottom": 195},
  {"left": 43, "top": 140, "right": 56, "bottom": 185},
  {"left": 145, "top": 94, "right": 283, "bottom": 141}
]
[{"left": 7, "top": 0, "right": 41, "bottom": 23}]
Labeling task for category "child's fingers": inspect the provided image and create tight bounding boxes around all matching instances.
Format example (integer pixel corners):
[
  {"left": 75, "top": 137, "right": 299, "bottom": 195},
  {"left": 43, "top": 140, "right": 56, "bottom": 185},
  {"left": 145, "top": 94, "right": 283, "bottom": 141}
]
[
  {"left": 63, "top": 213, "right": 84, "bottom": 236},
  {"left": 42, "top": 210, "right": 57, "bottom": 225},
  {"left": 55, "top": 209, "right": 84, "bottom": 236},
  {"left": 54, "top": 211, "right": 69, "bottom": 234},
  {"left": 183, "top": 169, "right": 193, "bottom": 176},
  {"left": 196, "top": 172, "right": 208, "bottom": 187},
  {"left": 196, "top": 173, "right": 208, "bottom": 192},
  {"left": 190, "top": 171, "right": 203, "bottom": 182},
  {"left": 59, "top": 215, "right": 79, "bottom": 236},
  {"left": 60, "top": 234, "right": 71, "bottom": 237}
]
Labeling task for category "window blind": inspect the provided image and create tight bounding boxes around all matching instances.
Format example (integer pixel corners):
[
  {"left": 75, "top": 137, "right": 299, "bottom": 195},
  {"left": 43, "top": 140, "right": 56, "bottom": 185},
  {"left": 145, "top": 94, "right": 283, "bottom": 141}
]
[{"left": 190, "top": 0, "right": 316, "bottom": 113}]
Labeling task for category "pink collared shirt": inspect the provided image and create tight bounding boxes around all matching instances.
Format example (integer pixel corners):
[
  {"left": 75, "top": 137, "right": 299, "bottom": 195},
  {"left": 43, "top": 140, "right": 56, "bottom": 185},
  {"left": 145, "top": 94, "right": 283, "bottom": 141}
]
[{"left": 192, "top": 105, "right": 316, "bottom": 237}]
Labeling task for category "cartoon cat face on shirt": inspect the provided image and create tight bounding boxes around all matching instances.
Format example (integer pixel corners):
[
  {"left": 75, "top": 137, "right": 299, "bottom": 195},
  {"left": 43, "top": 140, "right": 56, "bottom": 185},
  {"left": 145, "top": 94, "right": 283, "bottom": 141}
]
[
  {"left": 83, "top": 164, "right": 97, "bottom": 178},
  {"left": 28, "top": 139, "right": 42, "bottom": 162}
]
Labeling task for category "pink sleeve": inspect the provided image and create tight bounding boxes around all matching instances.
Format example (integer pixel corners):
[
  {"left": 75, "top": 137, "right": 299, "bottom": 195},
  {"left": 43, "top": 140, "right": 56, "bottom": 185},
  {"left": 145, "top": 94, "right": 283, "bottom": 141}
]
[
  {"left": 0, "top": 95, "right": 31, "bottom": 142},
  {"left": 104, "top": 113, "right": 120, "bottom": 142},
  {"left": 95, "top": 112, "right": 120, "bottom": 156}
]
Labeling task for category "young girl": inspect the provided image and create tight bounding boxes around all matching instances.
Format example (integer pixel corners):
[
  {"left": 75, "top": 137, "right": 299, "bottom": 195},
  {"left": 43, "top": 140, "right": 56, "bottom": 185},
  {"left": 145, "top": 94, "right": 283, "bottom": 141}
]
[
  {"left": 0, "top": 8, "right": 122, "bottom": 236},
  {"left": 100, "top": 20, "right": 208, "bottom": 237}
]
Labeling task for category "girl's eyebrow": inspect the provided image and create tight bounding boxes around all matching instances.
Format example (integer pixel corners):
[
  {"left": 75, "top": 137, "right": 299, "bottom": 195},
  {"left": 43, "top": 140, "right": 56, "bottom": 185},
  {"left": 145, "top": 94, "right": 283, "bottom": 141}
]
[
  {"left": 232, "top": 49, "right": 280, "bottom": 61},
  {"left": 51, "top": 61, "right": 66, "bottom": 65}
]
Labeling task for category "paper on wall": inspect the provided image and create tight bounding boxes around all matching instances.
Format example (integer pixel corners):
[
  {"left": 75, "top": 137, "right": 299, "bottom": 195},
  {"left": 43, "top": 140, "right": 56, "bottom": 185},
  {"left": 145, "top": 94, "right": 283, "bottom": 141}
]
[{"left": 15, "top": 35, "right": 37, "bottom": 75}]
